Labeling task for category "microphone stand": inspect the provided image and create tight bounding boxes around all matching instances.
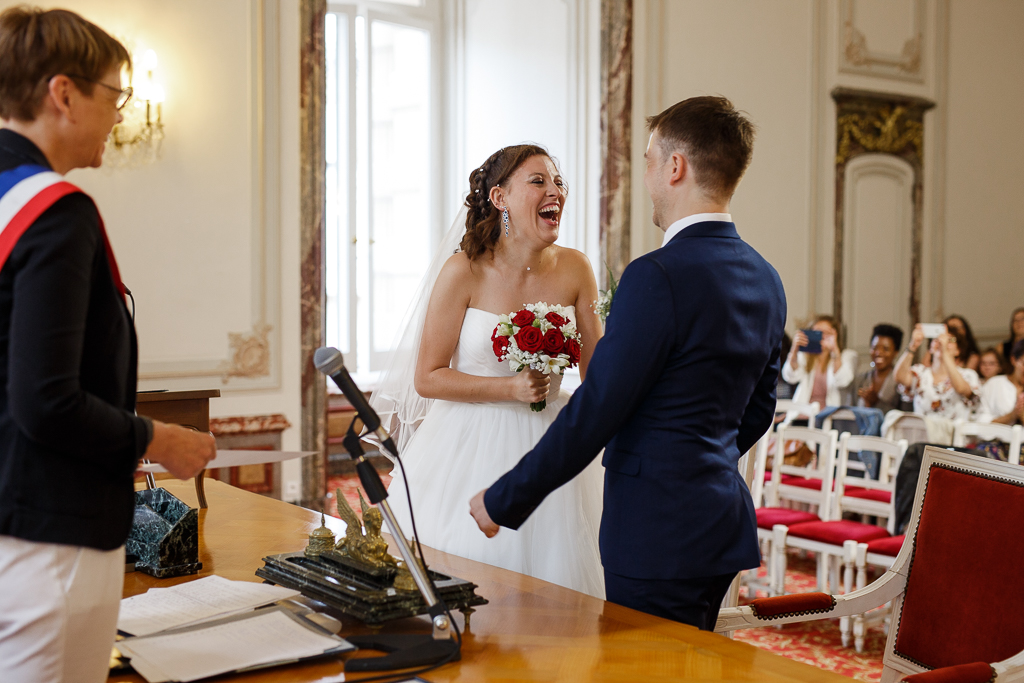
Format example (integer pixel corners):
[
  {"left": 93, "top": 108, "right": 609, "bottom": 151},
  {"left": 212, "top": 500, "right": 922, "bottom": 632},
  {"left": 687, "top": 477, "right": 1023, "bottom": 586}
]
[{"left": 339, "top": 421, "right": 460, "bottom": 672}]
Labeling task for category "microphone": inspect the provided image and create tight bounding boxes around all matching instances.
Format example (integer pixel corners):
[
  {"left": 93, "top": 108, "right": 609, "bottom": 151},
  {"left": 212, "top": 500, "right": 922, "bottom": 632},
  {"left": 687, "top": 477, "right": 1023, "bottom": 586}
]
[{"left": 313, "top": 346, "right": 397, "bottom": 456}]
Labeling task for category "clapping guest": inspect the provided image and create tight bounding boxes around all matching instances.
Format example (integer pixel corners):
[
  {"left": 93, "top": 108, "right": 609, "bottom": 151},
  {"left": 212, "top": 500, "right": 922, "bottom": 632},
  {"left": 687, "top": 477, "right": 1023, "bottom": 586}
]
[
  {"left": 943, "top": 314, "right": 981, "bottom": 371},
  {"left": 852, "top": 324, "right": 907, "bottom": 413},
  {"left": 1001, "top": 307, "right": 1024, "bottom": 364},
  {"left": 783, "top": 315, "right": 857, "bottom": 408},
  {"left": 895, "top": 324, "right": 980, "bottom": 421},
  {"left": 977, "top": 340, "right": 1024, "bottom": 426},
  {"left": 978, "top": 347, "right": 1011, "bottom": 385}
]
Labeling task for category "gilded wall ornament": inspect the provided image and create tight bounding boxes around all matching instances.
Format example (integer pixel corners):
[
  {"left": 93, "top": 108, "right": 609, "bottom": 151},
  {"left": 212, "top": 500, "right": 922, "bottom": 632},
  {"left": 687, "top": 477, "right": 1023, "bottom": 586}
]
[
  {"left": 221, "top": 323, "right": 273, "bottom": 382},
  {"left": 836, "top": 106, "right": 924, "bottom": 166}
]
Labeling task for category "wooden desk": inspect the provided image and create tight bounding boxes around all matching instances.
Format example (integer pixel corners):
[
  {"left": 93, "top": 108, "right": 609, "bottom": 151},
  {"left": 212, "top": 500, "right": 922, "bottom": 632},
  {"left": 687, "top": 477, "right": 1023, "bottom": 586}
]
[
  {"left": 135, "top": 389, "right": 220, "bottom": 507},
  {"left": 114, "top": 479, "right": 847, "bottom": 682}
]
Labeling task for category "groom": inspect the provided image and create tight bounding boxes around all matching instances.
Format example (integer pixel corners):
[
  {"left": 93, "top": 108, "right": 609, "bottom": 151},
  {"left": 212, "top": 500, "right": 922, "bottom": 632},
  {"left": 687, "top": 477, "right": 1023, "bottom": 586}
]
[{"left": 469, "top": 96, "right": 786, "bottom": 630}]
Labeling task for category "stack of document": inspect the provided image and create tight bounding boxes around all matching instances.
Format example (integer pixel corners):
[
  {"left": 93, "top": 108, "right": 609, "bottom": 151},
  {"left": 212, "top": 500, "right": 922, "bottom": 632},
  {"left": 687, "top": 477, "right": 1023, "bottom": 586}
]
[{"left": 116, "top": 576, "right": 354, "bottom": 682}]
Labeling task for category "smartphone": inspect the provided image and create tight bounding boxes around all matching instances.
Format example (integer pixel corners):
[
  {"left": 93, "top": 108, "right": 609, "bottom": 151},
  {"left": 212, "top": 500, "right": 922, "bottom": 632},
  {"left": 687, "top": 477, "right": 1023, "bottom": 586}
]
[
  {"left": 800, "top": 329, "right": 822, "bottom": 354},
  {"left": 920, "top": 323, "right": 946, "bottom": 339}
]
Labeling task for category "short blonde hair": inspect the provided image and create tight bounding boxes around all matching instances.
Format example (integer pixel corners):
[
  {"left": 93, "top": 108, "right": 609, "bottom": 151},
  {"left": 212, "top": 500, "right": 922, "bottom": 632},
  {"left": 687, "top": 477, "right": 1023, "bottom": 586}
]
[{"left": 0, "top": 6, "right": 130, "bottom": 121}]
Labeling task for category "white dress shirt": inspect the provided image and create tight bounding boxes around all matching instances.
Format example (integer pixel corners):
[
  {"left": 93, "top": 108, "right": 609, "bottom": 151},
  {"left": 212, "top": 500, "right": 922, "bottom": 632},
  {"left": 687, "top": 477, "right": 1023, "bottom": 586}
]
[{"left": 661, "top": 213, "right": 733, "bottom": 247}]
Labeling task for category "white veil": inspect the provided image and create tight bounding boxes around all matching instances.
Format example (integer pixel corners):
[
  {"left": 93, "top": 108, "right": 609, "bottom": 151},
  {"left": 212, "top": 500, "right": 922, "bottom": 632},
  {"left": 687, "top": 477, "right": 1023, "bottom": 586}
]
[{"left": 368, "top": 206, "right": 469, "bottom": 460}]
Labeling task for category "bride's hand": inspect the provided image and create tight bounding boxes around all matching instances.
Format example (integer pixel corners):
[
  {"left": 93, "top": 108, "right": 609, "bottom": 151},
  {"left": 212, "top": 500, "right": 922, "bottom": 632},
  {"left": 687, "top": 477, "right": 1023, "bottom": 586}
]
[{"left": 511, "top": 369, "right": 550, "bottom": 404}]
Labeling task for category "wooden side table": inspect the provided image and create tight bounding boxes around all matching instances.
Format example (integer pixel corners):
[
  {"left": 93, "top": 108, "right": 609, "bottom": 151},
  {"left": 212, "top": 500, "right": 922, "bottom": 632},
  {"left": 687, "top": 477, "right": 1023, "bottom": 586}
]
[{"left": 136, "top": 389, "right": 220, "bottom": 507}]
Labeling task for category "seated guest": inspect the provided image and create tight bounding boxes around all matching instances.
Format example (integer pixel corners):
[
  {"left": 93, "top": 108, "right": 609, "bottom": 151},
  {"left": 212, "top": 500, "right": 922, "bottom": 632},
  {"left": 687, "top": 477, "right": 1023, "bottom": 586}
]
[
  {"left": 852, "top": 323, "right": 909, "bottom": 413},
  {"left": 895, "top": 324, "right": 980, "bottom": 421},
  {"left": 943, "top": 314, "right": 981, "bottom": 371},
  {"left": 1002, "top": 307, "right": 1024, "bottom": 363},
  {"left": 783, "top": 315, "right": 857, "bottom": 408},
  {"left": 977, "top": 340, "right": 1024, "bottom": 426},
  {"left": 978, "top": 346, "right": 1011, "bottom": 385}
]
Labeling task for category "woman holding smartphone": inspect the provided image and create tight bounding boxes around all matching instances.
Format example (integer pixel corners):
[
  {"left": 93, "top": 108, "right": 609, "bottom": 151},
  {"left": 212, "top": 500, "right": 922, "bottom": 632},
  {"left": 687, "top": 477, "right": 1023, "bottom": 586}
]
[
  {"left": 894, "top": 323, "right": 979, "bottom": 420},
  {"left": 783, "top": 315, "right": 858, "bottom": 408}
]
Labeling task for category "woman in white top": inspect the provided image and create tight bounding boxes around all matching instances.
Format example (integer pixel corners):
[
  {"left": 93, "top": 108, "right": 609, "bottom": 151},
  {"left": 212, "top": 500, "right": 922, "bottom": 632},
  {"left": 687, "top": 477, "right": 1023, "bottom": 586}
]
[
  {"left": 783, "top": 315, "right": 857, "bottom": 407},
  {"left": 894, "top": 324, "right": 980, "bottom": 421},
  {"left": 977, "top": 340, "right": 1024, "bottom": 425}
]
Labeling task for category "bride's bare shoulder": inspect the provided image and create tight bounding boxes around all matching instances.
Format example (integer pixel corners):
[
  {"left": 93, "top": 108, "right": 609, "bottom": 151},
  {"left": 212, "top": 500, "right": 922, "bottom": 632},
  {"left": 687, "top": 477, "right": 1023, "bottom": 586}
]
[
  {"left": 552, "top": 245, "right": 596, "bottom": 280},
  {"left": 435, "top": 250, "right": 483, "bottom": 291}
]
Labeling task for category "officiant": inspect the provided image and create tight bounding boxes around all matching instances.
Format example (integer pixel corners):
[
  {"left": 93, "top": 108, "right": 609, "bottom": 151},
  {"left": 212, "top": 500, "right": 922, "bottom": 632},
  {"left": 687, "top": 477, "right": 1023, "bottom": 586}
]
[{"left": 0, "top": 8, "right": 214, "bottom": 683}]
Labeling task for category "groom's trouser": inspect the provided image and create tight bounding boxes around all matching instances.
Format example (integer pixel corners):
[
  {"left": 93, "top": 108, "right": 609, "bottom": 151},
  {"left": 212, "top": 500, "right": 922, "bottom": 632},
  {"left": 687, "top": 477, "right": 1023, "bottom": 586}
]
[{"left": 604, "top": 570, "right": 736, "bottom": 631}]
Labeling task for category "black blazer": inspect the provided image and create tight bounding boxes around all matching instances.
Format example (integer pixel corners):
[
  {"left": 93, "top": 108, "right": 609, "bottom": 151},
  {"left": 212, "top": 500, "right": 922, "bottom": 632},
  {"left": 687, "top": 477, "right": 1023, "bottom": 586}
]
[
  {"left": 0, "top": 130, "right": 150, "bottom": 551},
  {"left": 485, "top": 221, "right": 787, "bottom": 580}
]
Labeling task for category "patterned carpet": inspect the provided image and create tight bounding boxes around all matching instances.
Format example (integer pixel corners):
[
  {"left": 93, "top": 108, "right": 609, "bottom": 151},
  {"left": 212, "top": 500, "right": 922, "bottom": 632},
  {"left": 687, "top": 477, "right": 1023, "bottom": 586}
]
[{"left": 326, "top": 473, "right": 887, "bottom": 680}]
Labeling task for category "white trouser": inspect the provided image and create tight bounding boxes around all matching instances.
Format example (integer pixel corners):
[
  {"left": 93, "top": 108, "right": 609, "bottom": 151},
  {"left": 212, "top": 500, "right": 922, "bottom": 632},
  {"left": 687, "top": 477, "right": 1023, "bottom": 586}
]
[{"left": 0, "top": 535, "right": 124, "bottom": 683}]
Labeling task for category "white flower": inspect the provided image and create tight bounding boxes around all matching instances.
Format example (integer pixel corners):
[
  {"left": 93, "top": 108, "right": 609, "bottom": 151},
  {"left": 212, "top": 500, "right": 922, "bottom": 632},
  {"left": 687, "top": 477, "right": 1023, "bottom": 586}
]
[
  {"left": 535, "top": 319, "right": 554, "bottom": 333},
  {"left": 561, "top": 321, "right": 577, "bottom": 337},
  {"left": 538, "top": 354, "right": 569, "bottom": 375},
  {"left": 498, "top": 313, "right": 511, "bottom": 326},
  {"left": 498, "top": 323, "right": 514, "bottom": 337},
  {"left": 529, "top": 301, "right": 550, "bottom": 317}
]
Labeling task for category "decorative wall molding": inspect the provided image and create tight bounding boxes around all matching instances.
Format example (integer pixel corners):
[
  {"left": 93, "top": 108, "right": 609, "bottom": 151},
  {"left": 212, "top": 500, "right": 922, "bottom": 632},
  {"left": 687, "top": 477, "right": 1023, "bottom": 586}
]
[
  {"left": 831, "top": 88, "right": 934, "bottom": 329},
  {"left": 840, "top": 0, "right": 925, "bottom": 83},
  {"left": 137, "top": 0, "right": 281, "bottom": 391}
]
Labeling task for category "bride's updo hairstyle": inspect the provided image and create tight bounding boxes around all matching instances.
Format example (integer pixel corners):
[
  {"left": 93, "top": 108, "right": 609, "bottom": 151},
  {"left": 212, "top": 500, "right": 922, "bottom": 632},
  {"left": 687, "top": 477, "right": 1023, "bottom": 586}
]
[{"left": 461, "top": 144, "right": 557, "bottom": 260}]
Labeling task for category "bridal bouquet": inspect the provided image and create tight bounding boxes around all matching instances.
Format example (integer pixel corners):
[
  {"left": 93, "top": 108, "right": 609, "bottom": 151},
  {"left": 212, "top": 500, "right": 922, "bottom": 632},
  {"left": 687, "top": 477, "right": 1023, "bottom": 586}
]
[{"left": 491, "top": 302, "right": 582, "bottom": 412}]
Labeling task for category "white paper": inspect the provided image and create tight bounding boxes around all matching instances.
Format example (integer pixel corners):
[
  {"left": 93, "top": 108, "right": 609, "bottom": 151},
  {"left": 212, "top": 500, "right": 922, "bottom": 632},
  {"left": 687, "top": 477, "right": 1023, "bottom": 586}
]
[
  {"left": 118, "top": 575, "right": 299, "bottom": 636},
  {"left": 117, "top": 610, "right": 344, "bottom": 683}
]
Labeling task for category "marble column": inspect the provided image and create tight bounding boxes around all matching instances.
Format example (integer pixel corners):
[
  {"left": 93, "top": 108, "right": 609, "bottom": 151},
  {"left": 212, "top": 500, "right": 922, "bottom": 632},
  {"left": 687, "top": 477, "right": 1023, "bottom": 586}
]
[
  {"left": 299, "top": 0, "right": 327, "bottom": 509},
  {"left": 600, "top": 0, "right": 633, "bottom": 283}
]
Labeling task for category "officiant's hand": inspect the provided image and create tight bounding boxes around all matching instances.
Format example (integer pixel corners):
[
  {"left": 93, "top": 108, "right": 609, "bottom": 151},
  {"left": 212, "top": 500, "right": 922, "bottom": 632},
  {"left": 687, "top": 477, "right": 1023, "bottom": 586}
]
[
  {"left": 511, "top": 369, "right": 550, "bottom": 404},
  {"left": 470, "top": 489, "right": 500, "bottom": 537},
  {"left": 142, "top": 421, "right": 216, "bottom": 479}
]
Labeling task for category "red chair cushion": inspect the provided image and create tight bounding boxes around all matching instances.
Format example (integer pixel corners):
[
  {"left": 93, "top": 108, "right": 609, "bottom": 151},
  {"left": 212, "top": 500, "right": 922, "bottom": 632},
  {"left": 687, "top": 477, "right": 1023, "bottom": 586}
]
[
  {"left": 846, "top": 488, "right": 892, "bottom": 503},
  {"left": 787, "top": 519, "right": 890, "bottom": 545},
  {"left": 900, "top": 662, "right": 995, "bottom": 683},
  {"left": 894, "top": 465, "right": 1024, "bottom": 669},
  {"left": 755, "top": 507, "right": 819, "bottom": 529},
  {"left": 783, "top": 477, "right": 823, "bottom": 490},
  {"left": 866, "top": 534, "right": 905, "bottom": 557},
  {"left": 750, "top": 592, "right": 836, "bottom": 620},
  {"left": 763, "top": 472, "right": 796, "bottom": 483}
]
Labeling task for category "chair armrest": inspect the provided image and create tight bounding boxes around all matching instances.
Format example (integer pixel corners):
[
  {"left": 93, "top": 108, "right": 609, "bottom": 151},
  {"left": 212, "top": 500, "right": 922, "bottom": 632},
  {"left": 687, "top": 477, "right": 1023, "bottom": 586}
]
[
  {"left": 901, "top": 662, "right": 995, "bottom": 683},
  {"left": 715, "top": 568, "right": 907, "bottom": 633}
]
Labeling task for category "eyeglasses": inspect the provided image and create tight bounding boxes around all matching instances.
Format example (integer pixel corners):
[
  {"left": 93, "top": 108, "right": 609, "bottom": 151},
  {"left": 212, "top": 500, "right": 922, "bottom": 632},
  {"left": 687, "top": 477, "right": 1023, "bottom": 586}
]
[{"left": 64, "top": 74, "right": 133, "bottom": 111}]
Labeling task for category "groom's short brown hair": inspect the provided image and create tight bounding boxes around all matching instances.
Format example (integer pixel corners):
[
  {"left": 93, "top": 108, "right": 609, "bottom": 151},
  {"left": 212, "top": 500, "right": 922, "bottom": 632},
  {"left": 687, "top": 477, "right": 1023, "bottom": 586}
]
[{"left": 647, "top": 96, "right": 755, "bottom": 201}]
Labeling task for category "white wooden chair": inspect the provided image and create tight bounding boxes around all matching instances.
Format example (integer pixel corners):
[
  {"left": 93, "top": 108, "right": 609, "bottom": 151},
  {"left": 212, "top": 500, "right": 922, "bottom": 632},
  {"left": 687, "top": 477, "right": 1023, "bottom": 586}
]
[
  {"left": 769, "top": 432, "right": 894, "bottom": 595},
  {"left": 833, "top": 433, "right": 908, "bottom": 533},
  {"left": 953, "top": 420, "right": 1023, "bottom": 466},
  {"left": 769, "top": 424, "right": 839, "bottom": 511},
  {"left": 776, "top": 400, "right": 820, "bottom": 427},
  {"left": 718, "top": 447, "right": 1024, "bottom": 683},
  {"left": 884, "top": 412, "right": 930, "bottom": 446},
  {"left": 841, "top": 534, "right": 905, "bottom": 652}
]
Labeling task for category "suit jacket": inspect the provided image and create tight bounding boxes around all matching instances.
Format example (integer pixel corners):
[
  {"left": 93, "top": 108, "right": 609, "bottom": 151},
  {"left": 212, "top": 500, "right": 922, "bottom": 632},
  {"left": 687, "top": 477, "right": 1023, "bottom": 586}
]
[
  {"left": 485, "top": 220, "right": 786, "bottom": 580},
  {"left": 0, "top": 129, "right": 150, "bottom": 551}
]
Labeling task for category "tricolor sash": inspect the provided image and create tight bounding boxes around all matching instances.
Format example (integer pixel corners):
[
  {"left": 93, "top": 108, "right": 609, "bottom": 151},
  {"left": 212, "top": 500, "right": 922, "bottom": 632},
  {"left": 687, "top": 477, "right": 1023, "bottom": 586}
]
[{"left": 0, "top": 164, "right": 125, "bottom": 297}]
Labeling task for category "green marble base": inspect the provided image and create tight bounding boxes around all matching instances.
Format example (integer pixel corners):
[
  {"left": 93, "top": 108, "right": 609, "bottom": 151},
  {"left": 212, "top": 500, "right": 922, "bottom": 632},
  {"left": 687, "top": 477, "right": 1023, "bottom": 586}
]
[
  {"left": 126, "top": 488, "right": 202, "bottom": 578},
  {"left": 256, "top": 551, "right": 487, "bottom": 625}
]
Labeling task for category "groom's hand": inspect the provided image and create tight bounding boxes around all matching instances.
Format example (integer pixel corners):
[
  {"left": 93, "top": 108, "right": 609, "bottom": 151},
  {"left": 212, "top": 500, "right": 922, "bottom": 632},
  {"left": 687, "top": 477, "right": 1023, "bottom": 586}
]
[{"left": 469, "top": 489, "right": 500, "bottom": 538}]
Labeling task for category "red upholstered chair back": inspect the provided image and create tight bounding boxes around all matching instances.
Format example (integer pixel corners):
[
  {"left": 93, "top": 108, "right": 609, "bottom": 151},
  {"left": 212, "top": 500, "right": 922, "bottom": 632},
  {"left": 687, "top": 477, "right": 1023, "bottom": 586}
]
[{"left": 892, "top": 460, "right": 1024, "bottom": 670}]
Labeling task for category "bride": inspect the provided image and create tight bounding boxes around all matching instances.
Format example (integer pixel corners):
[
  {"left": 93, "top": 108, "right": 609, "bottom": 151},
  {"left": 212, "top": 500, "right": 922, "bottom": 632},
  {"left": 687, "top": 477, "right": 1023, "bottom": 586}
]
[{"left": 371, "top": 144, "right": 605, "bottom": 598}]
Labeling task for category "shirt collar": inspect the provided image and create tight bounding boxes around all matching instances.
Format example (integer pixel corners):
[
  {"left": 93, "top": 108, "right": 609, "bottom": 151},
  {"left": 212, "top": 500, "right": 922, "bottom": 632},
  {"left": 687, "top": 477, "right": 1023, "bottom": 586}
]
[
  {"left": 661, "top": 212, "right": 733, "bottom": 247},
  {"left": 0, "top": 129, "right": 53, "bottom": 171}
]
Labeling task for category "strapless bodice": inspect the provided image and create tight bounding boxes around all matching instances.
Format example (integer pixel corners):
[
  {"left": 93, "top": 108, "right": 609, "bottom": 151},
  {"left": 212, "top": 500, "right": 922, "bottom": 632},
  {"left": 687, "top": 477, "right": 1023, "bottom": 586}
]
[{"left": 453, "top": 306, "right": 576, "bottom": 393}]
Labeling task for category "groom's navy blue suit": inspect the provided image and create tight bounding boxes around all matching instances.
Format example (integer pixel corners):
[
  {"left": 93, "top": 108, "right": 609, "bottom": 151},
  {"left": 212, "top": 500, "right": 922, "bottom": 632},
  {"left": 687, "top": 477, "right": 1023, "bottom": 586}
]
[{"left": 484, "top": 219, "right": 786, "bottom": 628}]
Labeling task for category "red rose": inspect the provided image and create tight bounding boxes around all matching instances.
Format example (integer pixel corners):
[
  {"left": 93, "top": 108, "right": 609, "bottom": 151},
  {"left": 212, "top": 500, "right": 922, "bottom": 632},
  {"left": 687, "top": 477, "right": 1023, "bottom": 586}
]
[
  {"left": 492, "top": 336, "right": 510, "bottom": 358},
  {"left": 514, "top": 326, "right": 543, "bottom": 353},
  {"left": 542, "top": 329, "right": 565, "bottom": 355},
  {"left": 491, "top": 325, "right": 500, "bottom": 342},
  {"left": 544, "top": 312, "right": 568, "bottom": 328},
  {"left": 565, "top": 338, "right": 581, "bottom": 365},
  {"left": 511, "top": 309, "right": 535, "bottom": 327}
]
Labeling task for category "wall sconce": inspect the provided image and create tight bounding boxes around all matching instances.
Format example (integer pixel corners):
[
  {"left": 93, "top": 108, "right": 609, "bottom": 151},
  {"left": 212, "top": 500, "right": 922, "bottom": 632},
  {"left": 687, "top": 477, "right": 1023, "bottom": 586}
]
[{"left": 106, "top": 49, "right": 165, "bottom": 168}]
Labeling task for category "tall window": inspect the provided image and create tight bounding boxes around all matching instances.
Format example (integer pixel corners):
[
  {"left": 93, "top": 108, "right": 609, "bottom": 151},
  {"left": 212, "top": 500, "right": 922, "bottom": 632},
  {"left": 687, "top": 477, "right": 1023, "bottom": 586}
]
[{"left": 326, "top": 1, "right": 440, "bottom": 375}]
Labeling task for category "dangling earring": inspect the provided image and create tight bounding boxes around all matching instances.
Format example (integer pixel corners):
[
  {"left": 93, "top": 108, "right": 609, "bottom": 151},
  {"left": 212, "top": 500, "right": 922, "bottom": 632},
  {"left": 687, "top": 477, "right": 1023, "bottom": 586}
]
[{"left": 502, "top": 208, "right": 510, "bottom": 237}]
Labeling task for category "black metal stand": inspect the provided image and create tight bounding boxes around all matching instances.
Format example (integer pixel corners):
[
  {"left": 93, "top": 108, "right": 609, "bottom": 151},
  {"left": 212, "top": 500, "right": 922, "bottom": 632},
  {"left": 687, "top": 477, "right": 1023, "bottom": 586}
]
[{"left": 340, "top": 422, "right": 460, "bottom": 672}]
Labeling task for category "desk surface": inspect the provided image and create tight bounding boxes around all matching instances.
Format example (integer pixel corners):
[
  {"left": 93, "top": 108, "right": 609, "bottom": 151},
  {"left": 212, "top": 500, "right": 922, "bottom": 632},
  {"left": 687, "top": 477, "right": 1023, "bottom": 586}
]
[{"left": 114, "top": 479, "right": 847, "bottom": 682}]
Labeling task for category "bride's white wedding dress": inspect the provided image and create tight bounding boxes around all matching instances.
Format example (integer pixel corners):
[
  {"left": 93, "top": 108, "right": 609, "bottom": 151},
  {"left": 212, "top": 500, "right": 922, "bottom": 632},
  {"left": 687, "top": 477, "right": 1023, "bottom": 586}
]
[{"left": 386, "top": 305, "right": 605, "bottom": 598}]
